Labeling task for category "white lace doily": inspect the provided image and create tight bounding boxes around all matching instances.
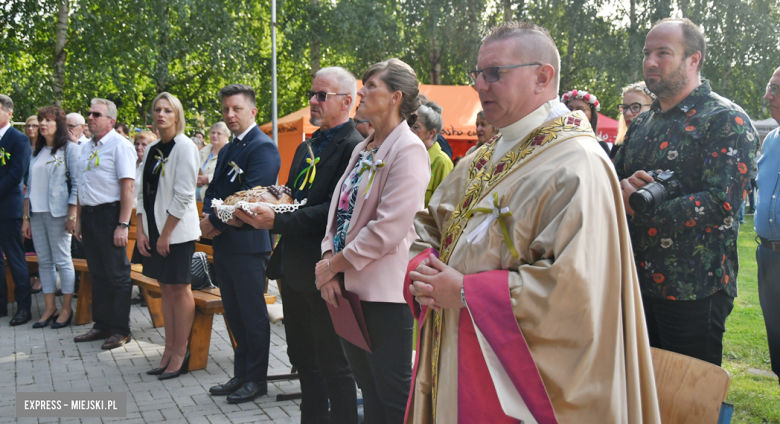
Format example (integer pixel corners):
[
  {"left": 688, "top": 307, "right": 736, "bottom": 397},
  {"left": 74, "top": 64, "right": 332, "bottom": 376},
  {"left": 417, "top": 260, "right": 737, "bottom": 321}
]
[{"left": 211, "top": 198, "right": 307, "bottom": 223}]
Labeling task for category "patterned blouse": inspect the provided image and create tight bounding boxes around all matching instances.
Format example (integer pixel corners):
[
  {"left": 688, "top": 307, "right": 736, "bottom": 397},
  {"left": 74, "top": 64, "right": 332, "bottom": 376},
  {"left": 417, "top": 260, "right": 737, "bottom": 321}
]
[
  {"left": 614, "top": 81, "right": 759, "bottom": 301},
  {"left": 334, "top": 148, "right": 376, "bottom": 253}
]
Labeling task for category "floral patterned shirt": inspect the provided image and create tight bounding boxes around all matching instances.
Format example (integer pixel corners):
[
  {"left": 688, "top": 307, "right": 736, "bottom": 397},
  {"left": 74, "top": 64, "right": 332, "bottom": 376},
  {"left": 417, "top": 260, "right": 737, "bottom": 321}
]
[
  {"left": 614, "top": 81, "right": 759, "bottom": 300},
  {"left": 333, "top": 149, "right": 375, "bottom": 253}
]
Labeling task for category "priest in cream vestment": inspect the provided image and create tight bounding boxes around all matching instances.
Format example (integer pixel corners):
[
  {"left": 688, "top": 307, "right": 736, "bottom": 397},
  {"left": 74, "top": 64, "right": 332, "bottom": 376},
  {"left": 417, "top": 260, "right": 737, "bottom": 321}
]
[{"left": 406, "top": 21, "right": 661, "bottom": 424}]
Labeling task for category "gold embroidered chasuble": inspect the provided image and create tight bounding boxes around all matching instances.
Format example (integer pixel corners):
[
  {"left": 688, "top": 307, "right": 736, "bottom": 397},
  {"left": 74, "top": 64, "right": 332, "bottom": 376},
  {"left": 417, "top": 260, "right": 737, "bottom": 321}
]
[{"left": 406, "top": 102, "right": 661, "bottom": 424}]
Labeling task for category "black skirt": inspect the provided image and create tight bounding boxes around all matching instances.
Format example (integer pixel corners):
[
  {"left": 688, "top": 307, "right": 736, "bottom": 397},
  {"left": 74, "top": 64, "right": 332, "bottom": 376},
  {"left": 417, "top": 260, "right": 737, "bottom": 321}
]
[{"left": 141, "top": 222, "right": 195, "bottom": 285}]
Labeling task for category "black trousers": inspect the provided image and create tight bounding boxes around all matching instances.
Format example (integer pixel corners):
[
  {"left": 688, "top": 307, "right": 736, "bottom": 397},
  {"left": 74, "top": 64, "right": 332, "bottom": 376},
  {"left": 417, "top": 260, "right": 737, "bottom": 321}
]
[
  {"left": 280, "top": 280, "right": 357, "bottom": 424},
  {"left": 0, "top": 218, "right": 31, "bottom": 313},
  {"left": 214, "top": 250, "right": 270, "bottom": 383},
  {"left": 81, "top": 203, "right": 132, "bottom": 336},
  {"left": 341, "top": 301, "right": 413, "bottom": 424},
  {"left": 757, "top": 245, "right": 780, "bottom": 378},
  {"left": 643, "top": 290, "right": 734, "bottom": 366}
]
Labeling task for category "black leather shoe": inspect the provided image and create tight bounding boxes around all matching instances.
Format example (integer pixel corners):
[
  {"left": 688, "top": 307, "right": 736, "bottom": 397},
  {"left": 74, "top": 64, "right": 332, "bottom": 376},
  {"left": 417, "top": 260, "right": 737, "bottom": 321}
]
[
  {"left": 74, "top": 329, "right": 112, "bottom": 342},
  {"left": 226, "top": 381, "right": 267, "bottom": 404},
  {"left": 32, "top": 311, "right": 59, "bottom": 328},
  {"left": 10, "top": 309, "right": 31, "bottom": 326},
  {"left": 51, "top": 311, "right": 72, "bottom": 329},
  {"left": 147, "top": 361, "right": 170, "bottom": 376},
  {"left": 159, "top": 351, "right": 190, "bottom": 380},
  {"left": 209, "top": 377, "right": 246, "bottom": 396}
]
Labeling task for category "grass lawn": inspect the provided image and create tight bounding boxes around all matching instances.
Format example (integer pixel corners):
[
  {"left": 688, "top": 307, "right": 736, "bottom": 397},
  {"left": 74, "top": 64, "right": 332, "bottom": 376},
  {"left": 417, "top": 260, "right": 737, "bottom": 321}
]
[{"left": 723, "top": 214, "right": 780, "bottom": 423}]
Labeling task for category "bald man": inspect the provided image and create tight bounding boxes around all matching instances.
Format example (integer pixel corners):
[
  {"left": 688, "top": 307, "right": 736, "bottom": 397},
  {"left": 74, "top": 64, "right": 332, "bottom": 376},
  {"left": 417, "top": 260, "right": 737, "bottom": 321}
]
[
  {"left": 66, "top": 113, "right": 89, "bottom": 145},
  {"left": 406, "top": 21, "right": 660, "bottom": 423}
]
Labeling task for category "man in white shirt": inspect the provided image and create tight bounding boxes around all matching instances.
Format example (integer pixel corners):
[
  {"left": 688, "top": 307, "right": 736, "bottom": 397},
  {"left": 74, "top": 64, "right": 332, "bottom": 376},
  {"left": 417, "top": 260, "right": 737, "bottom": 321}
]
[
  {"left": 73, "top": 98, "right": 137, "bottom": 350},
  {"left": 66, "top": 113, "right": 89, "bottom": 145}
]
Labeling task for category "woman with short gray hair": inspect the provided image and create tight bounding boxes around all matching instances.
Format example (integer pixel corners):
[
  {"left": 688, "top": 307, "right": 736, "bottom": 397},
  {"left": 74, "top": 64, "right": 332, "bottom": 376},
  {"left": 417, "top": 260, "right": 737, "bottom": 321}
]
[{"left": 411, "top": 101, "right": 452, "bottom": 206}]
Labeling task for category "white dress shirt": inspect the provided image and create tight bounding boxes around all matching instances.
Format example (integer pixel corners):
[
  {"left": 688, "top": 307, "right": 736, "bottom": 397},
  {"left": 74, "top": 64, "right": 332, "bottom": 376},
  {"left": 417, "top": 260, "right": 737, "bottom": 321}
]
[
  {"left": 234, "top": 122, "right": 257, "bottom": 142},
  {"left": 77, "top": 135, "right": 89, "bottom": 145},
  {"left": 0, "top": 123, "right": 11, "bottom": 140},
  {"left": 77, "top": 129, "right": 136, "bottom": 206}
]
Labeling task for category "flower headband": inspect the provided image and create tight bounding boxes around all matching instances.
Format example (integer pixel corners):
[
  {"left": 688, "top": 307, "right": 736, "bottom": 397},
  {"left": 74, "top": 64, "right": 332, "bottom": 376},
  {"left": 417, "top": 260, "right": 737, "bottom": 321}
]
[
  {"left": 561, "top": 90, "right": 600, "bottom": 111},
  {"left": 623, "top": 82, "right": 657, "bottom": 100}
]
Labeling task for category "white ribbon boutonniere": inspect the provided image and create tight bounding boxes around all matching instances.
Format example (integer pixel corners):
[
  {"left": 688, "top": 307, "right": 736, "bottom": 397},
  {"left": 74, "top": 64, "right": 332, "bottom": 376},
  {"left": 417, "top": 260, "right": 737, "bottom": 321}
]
[
  {"left": 153, "top": 148, "right": 168, "bottom": 176},
  {"left": 46, "top": 155, "right": 64, "bottom": 169},
  {"left": 227, "top": 161, "right": 244, "bottom": 183},
  {"left": 465, "top": 192, "right": 519, "bottom": 258},
  {"left": 357, "top": 153, "right": 385, "bottom": 199}
]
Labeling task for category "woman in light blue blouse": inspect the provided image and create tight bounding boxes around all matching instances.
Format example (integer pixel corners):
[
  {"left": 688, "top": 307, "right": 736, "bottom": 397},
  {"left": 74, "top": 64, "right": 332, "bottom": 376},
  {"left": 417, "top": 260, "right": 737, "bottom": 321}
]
[{"left": 21, "top": 105, "right": 80, "bottom": 328}]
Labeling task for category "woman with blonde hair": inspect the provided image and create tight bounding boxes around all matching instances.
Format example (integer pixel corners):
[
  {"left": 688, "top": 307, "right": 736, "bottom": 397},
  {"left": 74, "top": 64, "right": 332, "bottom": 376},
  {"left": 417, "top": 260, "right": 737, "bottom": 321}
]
[
  {"left": 315, "top": 58, "right": 430, "bottom": 423},
  {"left": 21, "top": 105, "right": 80, "bottom": 327},
  {"left": 135, "top": 92, "right": 201, "bottom": 379},
  {"left": 614, "top": 81, "right": 655, "bottom": 158},
  {"left": 196, "top": 121, "right": 229, "bottom": 202}
]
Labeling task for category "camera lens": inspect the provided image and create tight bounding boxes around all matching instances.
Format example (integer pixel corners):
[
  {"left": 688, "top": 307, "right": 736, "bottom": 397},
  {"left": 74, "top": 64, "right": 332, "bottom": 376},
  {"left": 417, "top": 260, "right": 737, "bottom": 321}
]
[{"left": 629, "top": 190, "right": 655, "bottom": 213}]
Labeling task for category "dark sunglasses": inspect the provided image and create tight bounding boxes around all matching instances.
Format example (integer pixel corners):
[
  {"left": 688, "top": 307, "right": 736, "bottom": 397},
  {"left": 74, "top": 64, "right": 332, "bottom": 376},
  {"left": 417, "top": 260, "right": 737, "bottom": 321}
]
[
  {"left": 768, "top": 83, "right": 779, "bottom": 96},
  {"left": 618, "top": 103, "right": 653, "bottom": 114},
  {"left": 306, "top": 91, "right": 348, "bottom": 102},
  {"left": 468, "top": 62, "right": 542, "bottom": 84},
  {"left": 88, "top": 111, "right": 114, "bottom": 119}
]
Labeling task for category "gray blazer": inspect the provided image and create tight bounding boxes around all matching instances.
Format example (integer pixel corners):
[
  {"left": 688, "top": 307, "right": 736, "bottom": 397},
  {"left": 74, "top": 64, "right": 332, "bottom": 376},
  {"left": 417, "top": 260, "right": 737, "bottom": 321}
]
[{"left": 25, "top": 142, "right": 81, "bottom": 218}]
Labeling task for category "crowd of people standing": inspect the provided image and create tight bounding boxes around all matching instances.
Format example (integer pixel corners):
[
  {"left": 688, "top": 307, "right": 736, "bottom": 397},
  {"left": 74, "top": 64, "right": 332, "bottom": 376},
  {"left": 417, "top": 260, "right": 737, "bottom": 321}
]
[{"left": 0, "top": 14, "right": 779, "bottom": 424}]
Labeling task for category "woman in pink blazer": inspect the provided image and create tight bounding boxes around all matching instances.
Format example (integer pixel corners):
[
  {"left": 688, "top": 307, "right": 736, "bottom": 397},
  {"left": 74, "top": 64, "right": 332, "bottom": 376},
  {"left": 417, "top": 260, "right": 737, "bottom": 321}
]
[{"left": 315, "top": 58, "right": 430, "bottom": 424}]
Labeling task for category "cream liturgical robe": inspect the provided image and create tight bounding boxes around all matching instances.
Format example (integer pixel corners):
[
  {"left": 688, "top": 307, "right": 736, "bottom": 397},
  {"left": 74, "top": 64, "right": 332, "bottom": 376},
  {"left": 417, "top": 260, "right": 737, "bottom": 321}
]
[{"left": 404, "top": 100, "right": 661, "bottom": 424}]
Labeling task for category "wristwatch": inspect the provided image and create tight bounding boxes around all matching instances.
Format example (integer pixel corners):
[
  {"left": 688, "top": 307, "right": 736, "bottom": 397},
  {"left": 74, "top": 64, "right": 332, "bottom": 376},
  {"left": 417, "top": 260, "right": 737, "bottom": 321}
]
[
  {"left": 68, "top": 215, "right": 77, "bottom": 221},
  {"left": 117, "top": 222, "right": 130, "bottom": 229}
]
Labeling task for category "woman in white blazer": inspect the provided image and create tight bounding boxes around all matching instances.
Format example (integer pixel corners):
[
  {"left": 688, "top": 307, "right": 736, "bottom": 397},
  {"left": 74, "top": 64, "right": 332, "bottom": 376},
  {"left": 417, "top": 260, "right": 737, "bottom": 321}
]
[{"left": 136, "top": 92, "right": 201, "bottom": 380}]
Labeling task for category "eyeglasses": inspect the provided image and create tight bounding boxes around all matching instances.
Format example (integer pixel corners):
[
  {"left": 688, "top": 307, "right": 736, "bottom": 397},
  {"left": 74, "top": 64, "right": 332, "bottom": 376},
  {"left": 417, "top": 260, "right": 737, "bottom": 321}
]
[
  {"left": 24, "top": 125, "right": 39, "bottom": 129},
  {"left": 306, "top": 91, "right": 348, "bottom": 102},
  {"left": 66, "top": 124, "right": 83, "bottom": 130},
  {"left": 468, "top": 63, "right": 542, "bottom": 84},
  {"left": 618, "top": 103, "right": 653, "bottom": 114},
  {"left": 768, "top": 83, "right": 780, "bottom": 96},
  {"left": 88, "top": 111, "right": 113, "bottom": 119},
  {"left": 354, "top": 119, "right": 370, "bottom": 124}
]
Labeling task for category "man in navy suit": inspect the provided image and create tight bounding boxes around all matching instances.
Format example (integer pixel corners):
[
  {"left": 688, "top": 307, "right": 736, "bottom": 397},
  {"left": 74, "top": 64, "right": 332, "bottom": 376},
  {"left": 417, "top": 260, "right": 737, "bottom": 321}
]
[
  {"left": 0, "top": 94, "right": 32, "bottom": 325},
  {"left": 200, "top": 84, "right": 281, "bottom": 404}
]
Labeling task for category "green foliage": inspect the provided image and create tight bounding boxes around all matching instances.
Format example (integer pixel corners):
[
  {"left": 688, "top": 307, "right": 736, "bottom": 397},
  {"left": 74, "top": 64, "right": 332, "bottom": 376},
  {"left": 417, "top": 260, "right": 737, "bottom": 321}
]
[{"left": 1, "top": 0, "right": 778, "bottom": 134}]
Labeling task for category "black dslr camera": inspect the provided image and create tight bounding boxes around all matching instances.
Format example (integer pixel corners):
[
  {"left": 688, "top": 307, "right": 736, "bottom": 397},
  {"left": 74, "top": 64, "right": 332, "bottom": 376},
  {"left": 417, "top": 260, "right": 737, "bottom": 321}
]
[{"left": 628, "top": 170, "right": 683, "bottom": 213}]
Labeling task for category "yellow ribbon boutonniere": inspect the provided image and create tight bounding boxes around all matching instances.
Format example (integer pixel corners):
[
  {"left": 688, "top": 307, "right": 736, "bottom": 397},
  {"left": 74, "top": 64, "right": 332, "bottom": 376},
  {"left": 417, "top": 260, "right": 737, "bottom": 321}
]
[
  {"left": 227, "top": 161, "right": 244, "bottom": 183},
  {"left": 294, "top": 157, "right": 320, "bottom": 191},
  {"left": 153, "top": 148, "right": 168, "bottom": 176},
  {"left": 0, "top": 148, "right": 11, "bottom": 166},
  {"left": 358, "top": 153, "right": 385, "bottom": 199},
  {"left": 46, "top": 155, "right": 64, "bottom": 169},
  {"left": 87, "top": 149, "right": 100, "bottom": 170},
  {"left": 464, "top": 192, "right": 519, "bottom": 258}
]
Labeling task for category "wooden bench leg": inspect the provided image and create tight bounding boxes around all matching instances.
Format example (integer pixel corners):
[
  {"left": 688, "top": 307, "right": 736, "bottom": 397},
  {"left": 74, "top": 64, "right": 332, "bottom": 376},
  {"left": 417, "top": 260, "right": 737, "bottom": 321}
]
[
  {"left": 187, "top": 308, "right": 214, "bottom": 371},
  {"left": 5, "top": 266, "right": 15, "bottom": 303},
  {"left": 74, "top": 271, "right": 93, "bottom": 325},
  {"left": 222, "top": 314, "right": 238, "bottom": 349},
  {"left": 141, "top": 288, "right": 164, "bottom": 328}
]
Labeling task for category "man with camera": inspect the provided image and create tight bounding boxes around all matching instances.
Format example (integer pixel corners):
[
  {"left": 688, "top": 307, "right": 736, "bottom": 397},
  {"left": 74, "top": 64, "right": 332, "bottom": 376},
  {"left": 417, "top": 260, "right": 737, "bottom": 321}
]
[{"left": 614, "top": 18, "right": 758, "bottom": 366}]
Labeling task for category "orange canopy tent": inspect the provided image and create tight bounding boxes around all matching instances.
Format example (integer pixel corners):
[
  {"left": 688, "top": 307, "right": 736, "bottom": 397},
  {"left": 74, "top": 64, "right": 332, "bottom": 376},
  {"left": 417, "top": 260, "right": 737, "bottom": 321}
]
[{"left": 262, "top": 84, "right": 615, "bottom": 184}]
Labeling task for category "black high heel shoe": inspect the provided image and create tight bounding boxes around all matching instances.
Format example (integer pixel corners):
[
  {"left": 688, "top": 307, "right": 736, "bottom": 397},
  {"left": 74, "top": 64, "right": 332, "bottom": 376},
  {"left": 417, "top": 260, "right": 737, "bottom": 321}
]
[
  {"left": 158, "top": 351, "right": 190, "bottom": 380},
  {"left": 51, "top": 310, "right": 72, "bottom": 329},
  {"left": 32, "top": 311, "right": 59, "bottom": 329},
  {"left": 147, "top": 359, "right": 171, "bottom": 375}
]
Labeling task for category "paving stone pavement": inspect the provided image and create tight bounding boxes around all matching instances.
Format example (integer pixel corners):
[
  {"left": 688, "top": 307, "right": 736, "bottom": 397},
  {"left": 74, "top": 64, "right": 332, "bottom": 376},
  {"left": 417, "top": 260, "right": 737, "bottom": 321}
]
[{"left": 0, "top": 281, "right": 306, "bottom": 424}]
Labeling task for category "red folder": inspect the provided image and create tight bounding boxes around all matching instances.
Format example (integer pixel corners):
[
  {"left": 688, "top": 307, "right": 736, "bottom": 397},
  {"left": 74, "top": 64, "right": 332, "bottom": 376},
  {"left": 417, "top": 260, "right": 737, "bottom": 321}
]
[{"left": 326, "top": 289, "right": 372, "bottom": 353}]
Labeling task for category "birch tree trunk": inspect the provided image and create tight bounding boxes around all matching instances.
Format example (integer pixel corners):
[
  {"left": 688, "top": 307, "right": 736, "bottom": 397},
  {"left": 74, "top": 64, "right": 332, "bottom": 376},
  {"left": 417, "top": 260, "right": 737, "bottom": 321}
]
[{"left": 53, "top": 0, "right": 69, "bottom": 106}]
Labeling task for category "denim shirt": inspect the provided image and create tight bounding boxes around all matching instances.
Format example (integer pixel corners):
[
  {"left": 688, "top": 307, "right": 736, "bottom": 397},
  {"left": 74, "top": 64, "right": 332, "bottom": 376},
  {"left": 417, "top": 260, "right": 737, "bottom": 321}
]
[
  {"left": 755, "top": 128, "right": 780, "bottom": 240},
  {"left": 25, "top": 142, "right": 81, "bottom": 218}
]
